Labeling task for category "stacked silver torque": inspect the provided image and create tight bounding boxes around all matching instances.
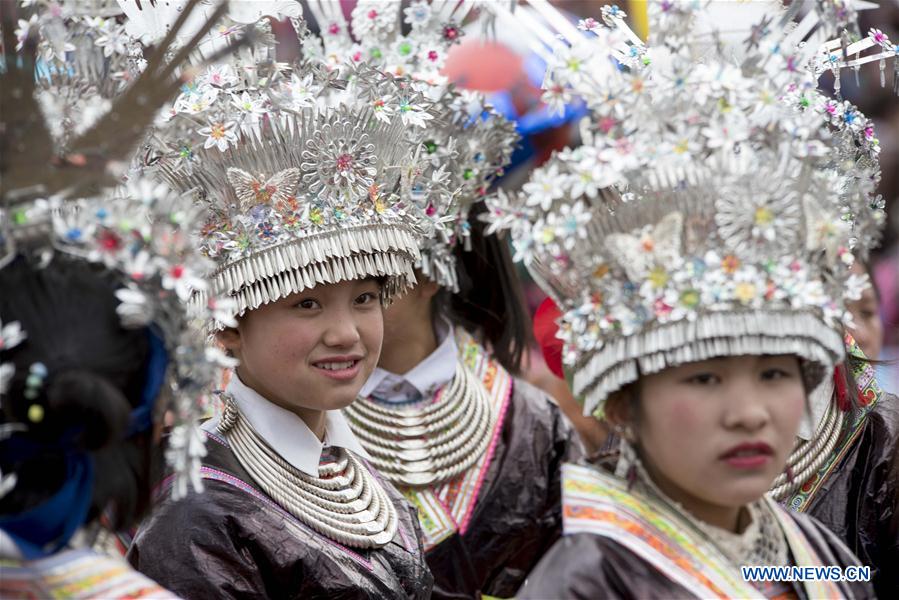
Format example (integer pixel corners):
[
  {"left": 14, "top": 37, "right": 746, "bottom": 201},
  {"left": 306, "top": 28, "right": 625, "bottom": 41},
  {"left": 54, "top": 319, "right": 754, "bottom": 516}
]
[
  {"left": 218, "top": 396, "right": 398, "bottom": 549},
  {"left": 769, "top": 399, "right": 845, "bottom": 501},
  {"left": 345, "top": 361, "right": 494, "bottom": 488}
]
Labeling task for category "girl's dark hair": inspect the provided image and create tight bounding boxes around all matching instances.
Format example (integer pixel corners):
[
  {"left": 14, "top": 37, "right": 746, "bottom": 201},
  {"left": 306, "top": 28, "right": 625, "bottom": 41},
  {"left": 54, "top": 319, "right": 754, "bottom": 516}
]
[
  {"left": 441, "top": 202, "right": 534, "bottom": 375},
  {"left": 0, "top": 254, "right": 153, "bottom": 530}
]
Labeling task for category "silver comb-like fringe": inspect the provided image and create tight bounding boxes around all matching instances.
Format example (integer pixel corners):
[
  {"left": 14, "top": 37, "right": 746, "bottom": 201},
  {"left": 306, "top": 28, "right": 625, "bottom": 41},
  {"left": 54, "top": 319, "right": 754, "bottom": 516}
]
[
  {"left": 575, "top": 311, "right": 844, "bottom": 418},
  {"left": 417, "top": 246, "right": 460, "bottom": 293},
  {"left": 193, "top": 222, "right": 421, "bottom": 325},
  {"left": 212, "top": 224, "right": 420, "bottom": 296}
]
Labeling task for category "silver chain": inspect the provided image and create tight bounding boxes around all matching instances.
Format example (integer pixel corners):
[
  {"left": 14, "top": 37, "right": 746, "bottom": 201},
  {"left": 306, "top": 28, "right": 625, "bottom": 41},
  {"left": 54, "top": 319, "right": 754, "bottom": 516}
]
[
  {"left": 344, "top": 360, "right": 495, "bottom": 487},
  {"left": 218, "top": 396, "right": 398, "bottom": 549}
]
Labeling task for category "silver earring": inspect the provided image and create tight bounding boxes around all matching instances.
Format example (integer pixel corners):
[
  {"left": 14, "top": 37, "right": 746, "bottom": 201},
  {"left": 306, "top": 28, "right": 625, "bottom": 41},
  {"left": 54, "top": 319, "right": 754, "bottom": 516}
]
[{"left": 614, "top": 433, "right": 638, "bottom": 482}]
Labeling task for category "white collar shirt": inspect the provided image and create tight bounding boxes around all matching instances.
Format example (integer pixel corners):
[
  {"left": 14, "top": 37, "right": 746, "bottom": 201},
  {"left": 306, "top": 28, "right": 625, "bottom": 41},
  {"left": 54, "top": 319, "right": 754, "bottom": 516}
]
[
  {"left": 359, "top": 319, "right": 457, "bottom": 403},
  {"left": 223, "top": 375, "right": 368, "bottom": 477}
]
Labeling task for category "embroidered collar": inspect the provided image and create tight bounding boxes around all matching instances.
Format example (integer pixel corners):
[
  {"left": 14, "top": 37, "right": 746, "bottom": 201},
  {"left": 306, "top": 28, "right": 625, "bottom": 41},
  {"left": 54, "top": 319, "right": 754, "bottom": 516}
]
[
  {"left": 629, "top": 455, "right": 789, "bottom": 569},
  {"left": 560, "top": 463, "right": 842, "bottom": 598}
]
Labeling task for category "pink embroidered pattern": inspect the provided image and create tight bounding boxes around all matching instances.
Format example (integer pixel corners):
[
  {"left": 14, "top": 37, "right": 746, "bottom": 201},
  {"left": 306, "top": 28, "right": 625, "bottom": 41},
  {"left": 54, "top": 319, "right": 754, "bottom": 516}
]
[{"left": 403, "top": 330, "right": 514, "bottom": 549}]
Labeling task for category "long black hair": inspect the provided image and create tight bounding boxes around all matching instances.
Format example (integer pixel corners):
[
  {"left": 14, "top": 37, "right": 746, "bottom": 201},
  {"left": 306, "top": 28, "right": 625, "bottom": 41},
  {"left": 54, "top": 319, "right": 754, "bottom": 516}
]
[
  {"left": 442, "top": 202, "right": 533, "bottom": 375},
  {"left": 0, "top": 254, "right": 154, "bottom": 531}
]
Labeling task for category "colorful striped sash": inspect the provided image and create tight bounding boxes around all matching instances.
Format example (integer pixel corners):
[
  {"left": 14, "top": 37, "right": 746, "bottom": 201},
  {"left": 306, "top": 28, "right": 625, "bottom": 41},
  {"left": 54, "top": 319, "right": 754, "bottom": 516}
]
[
  {"left": 0, "top": 549, "right": 175, "bottom": 599},
  {"left": 561, "top": 463, "right": 843, "bottom": 598},
  {"left": 787, "top": 337, "right": 883, "bottom": 512},
  {"left": 402, "top": 330, "right": 513, "bottom": 551}
]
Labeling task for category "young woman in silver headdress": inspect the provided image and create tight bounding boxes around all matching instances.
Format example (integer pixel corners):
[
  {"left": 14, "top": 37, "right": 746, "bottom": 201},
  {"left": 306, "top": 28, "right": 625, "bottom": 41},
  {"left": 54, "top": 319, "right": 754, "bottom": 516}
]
[
  {"left": 773, "top": 251, "right": 899, "bottom": 594},
  {"left": 0, "top": 217, "right": 216, "bottom": 599},
  {"left": 770, "top": 262, "right": 899, "bottom": 597},
  {"left": 122, "top": 6, "right": 443, "bottom": 598},
  {"left": 295, "top": 3, "right": 584, "bottom": 597},
  {"left": 353, "top": 205, "right": 584, "bottom": 599},
  {"left": 779, "top": 345, "right": 899, "bottom": 597},
  {"left": 483, "top": 2, "right": 886, "bottom": 597}
]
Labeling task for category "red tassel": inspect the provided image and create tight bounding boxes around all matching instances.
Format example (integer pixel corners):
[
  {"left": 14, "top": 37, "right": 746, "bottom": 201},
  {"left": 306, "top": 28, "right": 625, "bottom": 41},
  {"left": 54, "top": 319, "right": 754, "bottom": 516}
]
[{"left": 833, "top": 366, "right": 850, "bottom": 412}]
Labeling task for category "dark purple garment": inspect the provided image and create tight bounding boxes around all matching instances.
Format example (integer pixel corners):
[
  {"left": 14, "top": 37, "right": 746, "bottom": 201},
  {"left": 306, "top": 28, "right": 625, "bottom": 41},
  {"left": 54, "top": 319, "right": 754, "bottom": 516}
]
[
  {"left": 518, "top": 511, "right": 875, "bottom": 599},
  {"left": 423, "top": 378, "right": 584, "bottom": 600},
  {"left": 802, "top": 395, "right": 899, "bottom": 596},
  {"left": 128, "top": 432, "right": 433, "bottom": 600}
]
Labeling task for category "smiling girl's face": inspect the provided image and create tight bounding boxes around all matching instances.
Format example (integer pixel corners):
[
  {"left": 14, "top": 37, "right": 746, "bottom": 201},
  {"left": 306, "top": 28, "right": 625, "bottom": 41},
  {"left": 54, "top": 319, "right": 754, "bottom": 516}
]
[
  {"left": 218, "top": 278, "right": 383, "bottom": 416},
  {"left": 611, "top": 354, "right": 806, "bottom": 528}
]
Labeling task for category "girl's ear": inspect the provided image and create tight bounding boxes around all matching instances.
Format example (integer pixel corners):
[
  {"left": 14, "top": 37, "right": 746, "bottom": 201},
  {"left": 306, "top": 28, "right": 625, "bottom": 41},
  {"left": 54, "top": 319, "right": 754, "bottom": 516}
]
[
  {"left": 216, "top": 327, "right": 241, "bottom": 355},
  {"left": 602, "top": 388, "right": 635, "bottom": 431},
  {"left": 418, "top": 278, "right": 441, "bottom": 301}
]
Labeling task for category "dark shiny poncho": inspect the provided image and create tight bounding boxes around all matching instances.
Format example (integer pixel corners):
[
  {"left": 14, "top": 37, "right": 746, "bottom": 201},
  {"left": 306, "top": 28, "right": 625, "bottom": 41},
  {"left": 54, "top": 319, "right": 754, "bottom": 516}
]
[
  {"left": 128, "top": 431, "right": 433, "bottom": 600},
  {"left": 801, "top": 395, "right": 899, "bottom": 596},
  {"left": 418, "top": 376, "right": 583, "bottom": 599},
  {"left": 519, "top": 462, "right": 876, "bottom": 599}
]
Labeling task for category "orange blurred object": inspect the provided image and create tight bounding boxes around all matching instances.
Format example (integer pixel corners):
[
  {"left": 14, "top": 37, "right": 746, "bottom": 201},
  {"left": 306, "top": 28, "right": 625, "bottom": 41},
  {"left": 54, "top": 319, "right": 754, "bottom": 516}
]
[{"left": 443, "top": 40, "right": 523, "bottom": 92}]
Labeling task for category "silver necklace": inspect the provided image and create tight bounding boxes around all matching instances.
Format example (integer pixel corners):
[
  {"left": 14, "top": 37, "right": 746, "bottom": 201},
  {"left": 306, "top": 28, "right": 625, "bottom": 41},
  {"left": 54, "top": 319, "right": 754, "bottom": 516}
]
[
  {"left": 769, "top": 399, "right": 844, "bottom": 501},
  {"left": 344, "top": 360, "right": 494, "bottom": 487},
  {"left": 218, "top": 396, "right": 398, "bottom": 549}
]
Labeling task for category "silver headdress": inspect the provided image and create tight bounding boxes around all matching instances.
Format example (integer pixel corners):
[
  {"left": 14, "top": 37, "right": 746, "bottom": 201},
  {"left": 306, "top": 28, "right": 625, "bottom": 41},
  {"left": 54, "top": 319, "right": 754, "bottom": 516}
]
[
  {"left": 20, "top": 0, "right": 138, "bottom": 155},
  {"left": 301, "top": 1, "right": 520, "bottom": 292},
  {"left": 1, "top": 0, "right": 240, "bottom": 498},
  {"left": 412, "top": 89, "right": 519, "bottom": 291},
  {"left": 1, "top": 186, "right": 235, "bottom": 500},
  {"left": 302, "top": 0, "right": 474, "bottom": 83},
  {"left": 484, "top": 1, "right": 888, "bottom": 418},
  {"left": 135, "top": 3, "right": 457, "bottom": 318}
]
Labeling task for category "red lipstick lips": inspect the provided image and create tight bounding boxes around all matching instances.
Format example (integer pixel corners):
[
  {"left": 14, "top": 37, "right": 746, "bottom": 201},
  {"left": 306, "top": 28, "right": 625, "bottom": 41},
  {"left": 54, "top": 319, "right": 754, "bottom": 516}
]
[{"left": 719, "top": 441, "right": 774, "bottom": 469}]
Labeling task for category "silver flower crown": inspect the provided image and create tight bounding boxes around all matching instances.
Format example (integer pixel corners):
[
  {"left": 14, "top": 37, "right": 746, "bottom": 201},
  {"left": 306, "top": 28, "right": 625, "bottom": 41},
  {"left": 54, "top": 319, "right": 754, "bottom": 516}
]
[
  {"left": 300, "top": 1, "right": 520, "bottom": 292},
  {"left": 138, "top": 6, "right": 470, "bottom": 319},
  {"left": 483, "top": 1, "right": 889, "bottom": 417}
]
